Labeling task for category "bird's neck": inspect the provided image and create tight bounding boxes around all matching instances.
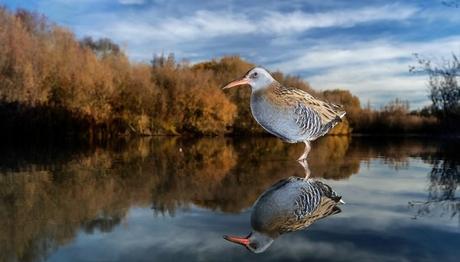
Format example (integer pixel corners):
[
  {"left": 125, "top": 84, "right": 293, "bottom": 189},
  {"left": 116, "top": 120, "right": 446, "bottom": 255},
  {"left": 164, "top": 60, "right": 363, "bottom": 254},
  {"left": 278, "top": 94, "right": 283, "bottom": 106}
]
[
  {"left": 252, "top": 81, "right": 291, "bottom": 108},
  {"left": 250, "top": 231, "right": 275, "bottom": 253},
  {"left": 252, "top": 81, "right": 282, "bottom": 95}
]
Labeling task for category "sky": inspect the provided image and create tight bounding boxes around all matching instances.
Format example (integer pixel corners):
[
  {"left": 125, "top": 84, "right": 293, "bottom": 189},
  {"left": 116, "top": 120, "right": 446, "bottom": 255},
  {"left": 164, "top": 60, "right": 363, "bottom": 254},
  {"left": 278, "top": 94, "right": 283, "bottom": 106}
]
[{"left": 3, "top": 0, "right": 460, "bottom": 109}]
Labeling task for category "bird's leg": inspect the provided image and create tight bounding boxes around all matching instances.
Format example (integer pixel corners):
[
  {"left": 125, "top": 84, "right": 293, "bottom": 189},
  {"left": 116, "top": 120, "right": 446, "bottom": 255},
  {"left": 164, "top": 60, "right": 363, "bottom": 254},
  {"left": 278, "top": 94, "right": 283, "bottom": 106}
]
[
  {"left": 297, "top": 141, "right": 311, "bottom": 161},
  {"left": 298, "top": 159, "right": 311, "bottom": 179}
]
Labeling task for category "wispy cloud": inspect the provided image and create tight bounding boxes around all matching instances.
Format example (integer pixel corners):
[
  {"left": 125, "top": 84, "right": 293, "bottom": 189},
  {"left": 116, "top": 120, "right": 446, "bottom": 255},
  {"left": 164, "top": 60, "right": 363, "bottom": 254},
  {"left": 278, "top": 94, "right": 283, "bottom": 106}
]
[
  {"left": 106, "top": 10, "right": 256, "bottom": 43},
  {"left": 92, "top": 4, "right": 417, "bottom": 44},
  {"left": 261, "top": 4, "right": 417, "bottom": 34}
]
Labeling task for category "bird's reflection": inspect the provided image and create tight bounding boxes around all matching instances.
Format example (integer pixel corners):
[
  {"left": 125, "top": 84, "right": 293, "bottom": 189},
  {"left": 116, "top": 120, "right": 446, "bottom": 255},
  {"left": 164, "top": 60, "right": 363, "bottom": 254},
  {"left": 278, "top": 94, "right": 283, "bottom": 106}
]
[
  {"left": 298, "top": 159, "right": 311, "bottom": 178},
  {"left": 224, "top": 175, "right": 344, "bottom": 253}
]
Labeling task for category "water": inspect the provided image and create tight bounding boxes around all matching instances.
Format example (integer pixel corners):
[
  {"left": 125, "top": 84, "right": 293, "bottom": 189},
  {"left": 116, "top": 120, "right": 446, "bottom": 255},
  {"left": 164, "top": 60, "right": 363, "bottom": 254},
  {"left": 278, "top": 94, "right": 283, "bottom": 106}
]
[{"left": 1, "top": 137, "right": 459, "bottom": 262}]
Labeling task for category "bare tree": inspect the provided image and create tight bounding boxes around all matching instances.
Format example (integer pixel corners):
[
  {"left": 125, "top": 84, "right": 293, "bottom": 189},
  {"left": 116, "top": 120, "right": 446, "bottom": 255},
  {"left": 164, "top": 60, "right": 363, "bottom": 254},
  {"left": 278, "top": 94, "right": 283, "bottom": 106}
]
[
  {"left": 80, "top": 36, "right": 120, "bottom": 57},
  {"left": 410, "top": 53, "right": 460, "bottom": 118}
]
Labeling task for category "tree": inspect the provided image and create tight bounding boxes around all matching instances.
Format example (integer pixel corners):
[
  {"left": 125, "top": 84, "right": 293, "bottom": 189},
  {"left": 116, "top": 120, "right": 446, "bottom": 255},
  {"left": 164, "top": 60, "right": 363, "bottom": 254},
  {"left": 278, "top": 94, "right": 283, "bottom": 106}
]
[
  {"left": 80, "top": 36, "right": 121, "bottom": 57},
  {"left": 410, "top": 53, "right": 460, "bottom": 118}
]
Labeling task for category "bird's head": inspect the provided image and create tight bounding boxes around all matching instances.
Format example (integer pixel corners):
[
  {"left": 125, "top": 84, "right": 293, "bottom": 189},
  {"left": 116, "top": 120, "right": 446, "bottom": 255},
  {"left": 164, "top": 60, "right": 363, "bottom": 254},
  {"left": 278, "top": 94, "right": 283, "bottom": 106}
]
[
  {"left": 223, "top": 231, "right": 274, "bottom": 254},
  {"left": 222, "top": 67, "right": 275, "bottom": 92}
]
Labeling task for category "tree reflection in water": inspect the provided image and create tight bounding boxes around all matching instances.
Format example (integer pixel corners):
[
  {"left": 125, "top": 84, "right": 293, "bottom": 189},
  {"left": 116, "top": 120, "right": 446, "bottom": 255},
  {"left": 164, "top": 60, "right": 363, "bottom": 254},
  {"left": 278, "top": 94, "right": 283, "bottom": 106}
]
[
  {"left": 409, "top": 142, "right": 460, "bottom": 224},
  {"left": 0, "top": 136, "right": 457, "bottom": 262}
]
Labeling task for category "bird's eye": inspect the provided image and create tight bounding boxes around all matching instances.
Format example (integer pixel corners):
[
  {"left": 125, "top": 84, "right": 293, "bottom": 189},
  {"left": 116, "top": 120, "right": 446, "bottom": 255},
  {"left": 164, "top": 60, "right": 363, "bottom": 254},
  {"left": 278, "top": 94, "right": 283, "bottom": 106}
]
[{"left": 252, "top": 72, "right": 258, "bottom": 78}]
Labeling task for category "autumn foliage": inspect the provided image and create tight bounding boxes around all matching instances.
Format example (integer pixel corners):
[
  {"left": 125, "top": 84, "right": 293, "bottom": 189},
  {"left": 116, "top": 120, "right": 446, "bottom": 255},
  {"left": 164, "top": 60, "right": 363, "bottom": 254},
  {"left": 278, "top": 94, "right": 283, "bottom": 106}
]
[
  {"left": 0, "top": 8, "right": 443, "bottom": 139},
  {"left": 0, "top": 8, "right": 237, "bottom": 138}
]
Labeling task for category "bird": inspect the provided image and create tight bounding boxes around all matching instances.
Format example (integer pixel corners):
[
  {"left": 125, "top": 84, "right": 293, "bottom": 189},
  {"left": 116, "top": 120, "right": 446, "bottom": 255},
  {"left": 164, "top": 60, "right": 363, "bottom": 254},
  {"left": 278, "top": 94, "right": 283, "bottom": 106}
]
[
  {"left": 223, "top": 176, "right": 344, "bottom": 253},
  {"left": 223, "top": 67, "right": 346, "bottom": 161}
]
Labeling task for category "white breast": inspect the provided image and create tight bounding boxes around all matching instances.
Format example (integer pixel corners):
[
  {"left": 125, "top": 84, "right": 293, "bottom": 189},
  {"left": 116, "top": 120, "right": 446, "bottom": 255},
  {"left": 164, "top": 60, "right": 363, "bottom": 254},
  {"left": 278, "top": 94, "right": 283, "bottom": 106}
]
[{"left": 250, "top": 94, "right": 304, "bottom": 143}]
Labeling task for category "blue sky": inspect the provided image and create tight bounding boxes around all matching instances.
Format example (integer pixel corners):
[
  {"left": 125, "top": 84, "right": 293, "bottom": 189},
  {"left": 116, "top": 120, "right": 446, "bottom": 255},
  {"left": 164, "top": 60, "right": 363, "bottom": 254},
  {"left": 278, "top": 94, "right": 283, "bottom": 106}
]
[{"left": 3, "top": 0, "right": 460, "bottom": 108}]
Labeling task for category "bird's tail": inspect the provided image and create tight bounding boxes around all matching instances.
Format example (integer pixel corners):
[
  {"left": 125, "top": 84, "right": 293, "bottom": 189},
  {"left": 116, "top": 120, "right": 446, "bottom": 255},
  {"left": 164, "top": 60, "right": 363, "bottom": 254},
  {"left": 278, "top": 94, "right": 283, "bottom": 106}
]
[
  {"left": 316, "top": 181, "right": 343, "bottom": 204},
  {"left": 337, "top": 109, "right": 346, "bottom": 119},
  {"left": 330, "top": 102, "right": 346, "bottom": 120},
  {"left": 322, "top": 102, "right": 345, "bottom": 132}
]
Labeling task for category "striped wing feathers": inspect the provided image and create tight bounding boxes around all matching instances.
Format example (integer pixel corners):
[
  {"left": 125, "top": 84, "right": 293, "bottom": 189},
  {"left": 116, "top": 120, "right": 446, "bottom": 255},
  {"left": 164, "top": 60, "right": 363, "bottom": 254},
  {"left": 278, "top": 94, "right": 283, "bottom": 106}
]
[
  {"left": 289, "top": 88, "right": 346, "bottom": 126},
  {"left": 279, "top": 179, "right": 342, "bottom": 233},
  {"left": 265, "top": 83, "right": 346, "bottom": 125}
]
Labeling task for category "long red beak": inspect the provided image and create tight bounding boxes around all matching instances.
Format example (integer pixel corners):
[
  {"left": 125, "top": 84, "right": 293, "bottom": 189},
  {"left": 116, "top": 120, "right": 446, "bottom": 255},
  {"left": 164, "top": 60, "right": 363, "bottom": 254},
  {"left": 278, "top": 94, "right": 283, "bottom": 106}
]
[
  {"left": 222, "top": 78, "right": 249, "bottom": 89},
  {"left": 223, "top": 235, "right": 250, "bottom": 246}
]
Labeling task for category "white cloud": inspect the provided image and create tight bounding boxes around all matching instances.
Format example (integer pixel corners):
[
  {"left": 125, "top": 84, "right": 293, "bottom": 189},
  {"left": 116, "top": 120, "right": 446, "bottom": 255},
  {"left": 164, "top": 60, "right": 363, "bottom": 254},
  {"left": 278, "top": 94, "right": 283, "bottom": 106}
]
[
  {"left": 272, "top": 36, "right": 460, "bottom": 72},
  {"left": 100, "top": 10, "right": 255, "bottom": 44},
  {"left": 261, "top": 4, "right": 417, "bottom": 34}
]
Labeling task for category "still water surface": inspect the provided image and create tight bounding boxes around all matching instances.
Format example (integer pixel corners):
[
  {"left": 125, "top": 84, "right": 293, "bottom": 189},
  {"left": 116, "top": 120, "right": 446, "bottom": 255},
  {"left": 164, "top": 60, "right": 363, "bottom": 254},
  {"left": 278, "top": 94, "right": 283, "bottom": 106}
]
[{"left": 1, "top": 136, "right": 459, "bottom": 261}]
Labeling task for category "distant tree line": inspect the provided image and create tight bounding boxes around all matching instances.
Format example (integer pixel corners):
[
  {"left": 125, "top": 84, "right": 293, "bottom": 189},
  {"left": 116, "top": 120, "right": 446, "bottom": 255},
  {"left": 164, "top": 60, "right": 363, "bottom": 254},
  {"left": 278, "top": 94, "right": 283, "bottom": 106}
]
[{"left": 0, "top": 7, "right": 451, "bottom": 141}]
